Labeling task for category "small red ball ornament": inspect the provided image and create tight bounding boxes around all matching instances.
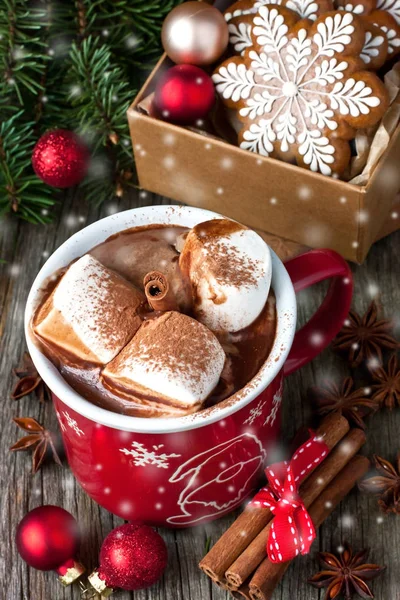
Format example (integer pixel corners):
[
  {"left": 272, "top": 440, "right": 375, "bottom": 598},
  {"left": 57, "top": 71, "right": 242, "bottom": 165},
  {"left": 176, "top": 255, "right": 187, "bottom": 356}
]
[
  {"left": 32, "top": 129, "right": 90, "bottom": 188},
  {"left": 153, "top": 64, "right": 215, "bottom": 124},
  {"left": 16, "top": 505, "right": 85, "bottom": 585},
  {"left": 88, "top": 523, "right": 167, "bottom": 595}
]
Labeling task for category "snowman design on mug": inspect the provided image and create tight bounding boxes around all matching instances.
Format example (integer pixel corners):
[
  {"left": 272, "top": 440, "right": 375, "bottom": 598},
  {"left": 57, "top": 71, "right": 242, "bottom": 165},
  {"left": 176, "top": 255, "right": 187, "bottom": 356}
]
[{"left": 167, "top": 433, "right": 266, "bottom": 525}]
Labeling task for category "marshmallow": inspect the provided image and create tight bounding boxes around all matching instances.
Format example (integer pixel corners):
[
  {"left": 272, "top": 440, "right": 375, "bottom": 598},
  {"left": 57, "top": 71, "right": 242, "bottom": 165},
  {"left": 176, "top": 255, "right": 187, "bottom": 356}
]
[
  {"left": 179, "top": 219, "right": 272, "bottom": 332},
  {"left": 102, "top": 311, "right": 226, "bottom": 411},
  {"left": 34, "top": 255, "right": 147, "bottom": 364}
]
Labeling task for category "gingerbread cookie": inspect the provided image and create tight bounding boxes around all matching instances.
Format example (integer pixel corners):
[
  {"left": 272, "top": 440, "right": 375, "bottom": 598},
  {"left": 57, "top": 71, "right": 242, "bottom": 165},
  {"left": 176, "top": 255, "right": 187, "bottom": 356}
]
[
  {"left": 213, "top": 7, "right": 389, "bottom": 176},
  {"left": 337, "top": 0, "right": 400, "bottom": 56},
  {"left": 225, "top": 0, "right": 334, "bottom": 56}
]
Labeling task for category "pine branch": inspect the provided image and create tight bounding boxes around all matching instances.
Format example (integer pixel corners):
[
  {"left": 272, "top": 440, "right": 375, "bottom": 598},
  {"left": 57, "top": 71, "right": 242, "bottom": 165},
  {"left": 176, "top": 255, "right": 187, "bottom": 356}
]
[
  {"left": 0, "top": 113, "right": 55, "bottom": 223},
  {"left": 0, "top": 0, "right": 184, "bottom": 223},
  {"left": 67, "top": 36, "right": 133, "bottom": 150},
  {"left": 0, "top": 0, "right": 49, "bottom": 106},
  {"left": 66, "top": 35, "right": 135, "bottom": 199}
]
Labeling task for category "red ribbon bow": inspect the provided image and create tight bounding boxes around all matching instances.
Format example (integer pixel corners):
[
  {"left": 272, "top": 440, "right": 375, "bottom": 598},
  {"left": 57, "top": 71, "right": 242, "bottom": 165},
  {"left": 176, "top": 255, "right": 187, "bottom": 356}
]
[{"left": 252, "top": 433, "right": 330, "bottom": 564}]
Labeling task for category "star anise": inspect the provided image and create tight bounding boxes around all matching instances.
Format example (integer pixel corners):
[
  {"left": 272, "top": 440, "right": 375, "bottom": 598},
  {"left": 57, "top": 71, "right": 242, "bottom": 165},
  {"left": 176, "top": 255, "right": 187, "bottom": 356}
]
[
  {"left": 309, "top": 542, "right": 386, "bottom": 600},
  {"left": 10, "top": 417, "right": 62, "bottom": 474},
  {"left": 309, "top": 377, "right": 379, "bottom": 429},
  {"left": 333, "top": 301, "right": 398, "bottom": 369},
  {"left": 359, "top": 454, "right": 400, "bottom": 514},
  {"left": 11, "top": 352, "right": 50, "bottom": 402},
  {"left": 370, "top": 354, "right": 400, "bottom": 409}
]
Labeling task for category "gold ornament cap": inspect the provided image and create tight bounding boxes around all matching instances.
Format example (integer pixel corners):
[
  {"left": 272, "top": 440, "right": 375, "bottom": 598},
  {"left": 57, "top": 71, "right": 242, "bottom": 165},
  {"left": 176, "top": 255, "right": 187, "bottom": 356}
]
[
  {"left": 58, "top": 560, "right": 86, "bottom": 586},
  {"left": 88, "top": 569, "right": 113, "bottom": 597}
]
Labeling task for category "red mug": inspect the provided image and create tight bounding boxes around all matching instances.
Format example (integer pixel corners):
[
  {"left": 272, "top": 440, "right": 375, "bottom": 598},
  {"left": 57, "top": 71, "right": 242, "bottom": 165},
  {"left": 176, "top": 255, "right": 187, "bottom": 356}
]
[{"left": 25, "top": 206, "right": 353, "bottom": 528}]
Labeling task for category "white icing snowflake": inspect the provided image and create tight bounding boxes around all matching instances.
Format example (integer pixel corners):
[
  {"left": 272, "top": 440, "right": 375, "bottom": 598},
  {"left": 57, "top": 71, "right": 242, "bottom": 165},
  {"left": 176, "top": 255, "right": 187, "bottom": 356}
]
[
  {"left": 119, "top": 441, "right": 181, "bottom": 469},
  {"left": 213, "top": 8, "right": 383, "bottom": 176},
  {"left": 226, "top": 0, "right": 323, "bottom": 56},
  {"left": 263, "top": 388, "right": 282, "bottom": 426},
  {"left": 244, "top": 399, "right": 267, "bottom": 425},
  {"left": 62, "top": 411, "right": 84, "bottom": 436}
]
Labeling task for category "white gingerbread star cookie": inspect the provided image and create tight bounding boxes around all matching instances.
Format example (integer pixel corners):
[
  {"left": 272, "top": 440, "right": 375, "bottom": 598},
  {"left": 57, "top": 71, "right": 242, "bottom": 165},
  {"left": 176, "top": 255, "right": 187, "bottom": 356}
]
[{"left": 213, "top": 7, "right": 389, "bottom": 176}]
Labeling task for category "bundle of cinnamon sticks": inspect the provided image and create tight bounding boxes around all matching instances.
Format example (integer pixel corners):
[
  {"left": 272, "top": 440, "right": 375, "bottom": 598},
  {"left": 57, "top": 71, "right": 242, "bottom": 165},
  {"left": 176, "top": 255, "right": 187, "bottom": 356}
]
[{"left": 199, "top": 413, "right": 369, "bottom": 600}]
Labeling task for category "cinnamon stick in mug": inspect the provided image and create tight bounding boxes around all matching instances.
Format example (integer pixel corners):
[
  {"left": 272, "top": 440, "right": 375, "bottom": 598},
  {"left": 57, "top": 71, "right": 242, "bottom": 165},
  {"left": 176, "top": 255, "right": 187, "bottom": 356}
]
[
  {"left": 225, "top": 428, "right": 366, "bottom": 589},
  {"left": 143, "top": 270, "right": 179, "bottom": 312},
  {"left": 248, "top": 455, "right": 370, "bottom": 600},
  {"left": 199, "top": 413, "right": 349, "bottom": 584}
]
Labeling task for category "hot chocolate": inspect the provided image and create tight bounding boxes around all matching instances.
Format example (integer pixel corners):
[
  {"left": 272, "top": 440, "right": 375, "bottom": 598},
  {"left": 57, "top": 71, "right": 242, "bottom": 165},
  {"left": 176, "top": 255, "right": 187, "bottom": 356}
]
[{"left": 31, "top": 219, "right": 277, "bottom": 418}]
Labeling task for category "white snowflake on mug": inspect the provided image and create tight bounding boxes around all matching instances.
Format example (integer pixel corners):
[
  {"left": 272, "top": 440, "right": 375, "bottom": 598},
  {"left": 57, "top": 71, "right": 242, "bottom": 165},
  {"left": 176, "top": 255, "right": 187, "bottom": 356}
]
[
  {"left": 213, "top": 7, "right": 385, "bottom": 176},
  {"left": 55, "top": 410, "right": 66, "bottom": 433},
  {"left": 119, "top": 441, "right": 181, "bottom": 469},
  {"left": 62, "top": 411, "right": 84, "bottom": 436},
  {"left": 244, "top": 399, "right": 267, "bottom": 425},
  {"left": 263, "top": 388, "right": 282, "bottom": 426}
]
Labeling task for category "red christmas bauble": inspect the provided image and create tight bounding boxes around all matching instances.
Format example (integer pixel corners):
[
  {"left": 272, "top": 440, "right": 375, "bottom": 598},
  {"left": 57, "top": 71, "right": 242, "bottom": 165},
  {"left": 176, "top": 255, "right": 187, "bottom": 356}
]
[
  {"left": 32, "top": 129, "right": 89, "bottom": 188},
  {"left": 153, "top": 64, "right": 215, "bottom": 124},
  {"left": 16, "top": 505, "right": 80, "bottom": 571},
  {"left": 98, "top": 523, "right": 167, "bottom": 591}
]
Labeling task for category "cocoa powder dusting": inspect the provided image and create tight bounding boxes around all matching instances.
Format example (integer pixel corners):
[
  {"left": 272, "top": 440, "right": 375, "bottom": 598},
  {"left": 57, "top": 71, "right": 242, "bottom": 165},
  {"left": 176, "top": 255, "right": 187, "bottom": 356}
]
[{"left": 193, "top": 220, "right": 260, "bottom": 289}]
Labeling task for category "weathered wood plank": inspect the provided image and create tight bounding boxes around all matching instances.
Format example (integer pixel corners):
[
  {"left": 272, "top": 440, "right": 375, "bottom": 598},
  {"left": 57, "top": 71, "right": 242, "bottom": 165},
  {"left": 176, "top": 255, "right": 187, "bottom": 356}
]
[{"left": 1, "top": 189, "right": 399, "bottom": 600}]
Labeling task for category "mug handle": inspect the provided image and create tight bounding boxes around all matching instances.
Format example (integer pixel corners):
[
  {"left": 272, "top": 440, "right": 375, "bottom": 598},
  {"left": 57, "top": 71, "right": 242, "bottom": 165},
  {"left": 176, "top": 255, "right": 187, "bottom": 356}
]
[{"left": 283, "top": 249, "right": 353, "bottom": 376}]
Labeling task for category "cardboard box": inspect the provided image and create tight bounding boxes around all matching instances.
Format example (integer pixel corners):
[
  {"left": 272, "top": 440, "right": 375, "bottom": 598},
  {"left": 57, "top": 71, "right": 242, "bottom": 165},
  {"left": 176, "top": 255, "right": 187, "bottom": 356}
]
[{"left": 128, "top": 55, "right": 400, "bottom": 263}]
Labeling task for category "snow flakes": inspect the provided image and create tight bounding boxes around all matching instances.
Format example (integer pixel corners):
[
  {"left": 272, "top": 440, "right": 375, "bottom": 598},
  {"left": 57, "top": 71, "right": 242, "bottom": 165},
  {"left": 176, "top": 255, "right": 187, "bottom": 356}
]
[
  {"left": 213, "top": 7, "right": 385, "bottom": 175},
  {"left": 298, "top": 184, "right": 312, "bottom": 199},
  {"left": 221, "top": 156, "right": 234, "bottom": 169},
  {"left": 119, "top": 441, "right": 181, "bottom": 469},
  {"left": 125, "top": 34, "right": 140, "bottom": 49},
  {"left": 8, "top": 263, "right": 21, "bottom": 277},
  {"left": 367, "top": 282, "right": 379, "bottom": 297},
  {"left": 105, "top": 202, "right": 119, "bottom": 215},
  {"left": 119, "top": 500, "right": 134, "bottom": 515},
  {"left": 310, "top": 331, "right": 325, "bottom": 346},
  {"left": 69, "top": 85, "right": 82, "bottom": 98},
  {"left": 163, "top": 155, "right": 176, "bottom": 169},
  {"left": 356, "top": 209, "right": 369, "bottom": 223},
  {"left": 341, "top": 513, "right": 354, "bottom": 528},
  {"left": 163, "top": 133, "right": 176, "bottom": 146},
  {"left": 65, "top": 214, "right": 78, "bottom": 228}
]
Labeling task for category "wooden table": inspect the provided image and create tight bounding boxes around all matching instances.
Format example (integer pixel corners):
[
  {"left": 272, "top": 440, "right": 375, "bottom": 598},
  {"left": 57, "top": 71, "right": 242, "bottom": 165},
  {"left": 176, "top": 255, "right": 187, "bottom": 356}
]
[{"left": 1, "top": 190, "right": 399, "bottom": 600}]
